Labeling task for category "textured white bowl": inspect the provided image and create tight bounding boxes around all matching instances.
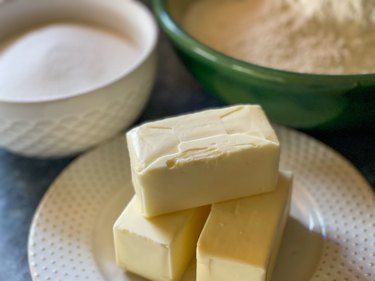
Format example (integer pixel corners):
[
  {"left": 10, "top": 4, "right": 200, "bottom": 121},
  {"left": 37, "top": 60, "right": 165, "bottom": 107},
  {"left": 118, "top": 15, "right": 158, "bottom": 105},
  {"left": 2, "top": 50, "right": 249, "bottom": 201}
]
[{"left": 0, "top": 0, "right": 157, "bottom": 158}]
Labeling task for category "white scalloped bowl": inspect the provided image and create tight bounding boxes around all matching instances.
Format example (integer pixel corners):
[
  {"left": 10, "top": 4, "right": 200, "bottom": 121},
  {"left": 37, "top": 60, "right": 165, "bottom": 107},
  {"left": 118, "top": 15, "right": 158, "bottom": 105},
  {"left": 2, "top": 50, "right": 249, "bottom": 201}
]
[{"left": 0, "top": 0, "right": 157, "bottom": 158}]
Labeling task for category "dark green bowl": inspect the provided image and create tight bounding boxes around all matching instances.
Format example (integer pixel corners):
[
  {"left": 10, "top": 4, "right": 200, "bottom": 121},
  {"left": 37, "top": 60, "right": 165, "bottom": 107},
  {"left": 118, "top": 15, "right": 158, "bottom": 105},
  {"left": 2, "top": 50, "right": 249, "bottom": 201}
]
[{"left": 153, "top": 0, "right": 375, "bottom": 129}]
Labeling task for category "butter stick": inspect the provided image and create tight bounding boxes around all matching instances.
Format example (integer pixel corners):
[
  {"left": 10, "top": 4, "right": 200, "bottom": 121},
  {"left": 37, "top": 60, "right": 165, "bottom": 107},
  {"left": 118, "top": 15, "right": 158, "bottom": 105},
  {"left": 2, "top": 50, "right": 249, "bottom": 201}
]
[
  {"left": 197, "top": 172, "right": 293, "bottom": 281},
  {"left": 113, "top": 196, "right": 210, "bottom": 281},
  {"left": 126, "top": 105, "right": 280, "bottom": 217}
]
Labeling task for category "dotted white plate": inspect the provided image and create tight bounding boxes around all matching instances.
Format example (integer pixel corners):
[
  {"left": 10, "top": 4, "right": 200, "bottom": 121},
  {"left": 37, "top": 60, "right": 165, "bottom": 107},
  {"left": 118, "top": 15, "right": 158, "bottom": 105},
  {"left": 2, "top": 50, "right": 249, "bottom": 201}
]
[{"left": 28, "top": 127, "right": 375, "bottom": 281}]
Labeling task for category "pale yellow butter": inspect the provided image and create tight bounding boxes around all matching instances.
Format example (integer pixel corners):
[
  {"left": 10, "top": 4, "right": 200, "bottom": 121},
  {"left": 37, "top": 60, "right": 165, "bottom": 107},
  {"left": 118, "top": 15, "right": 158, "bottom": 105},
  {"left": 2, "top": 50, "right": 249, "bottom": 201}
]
[
  {"left": 113, "top": 196, "right": 210, "bottom": 281},
  {"left": 197, "top": 172, "right": 293, "bottom": 281},
  {"left": 126, "top": 105, "right": 280, "bottom": 217}
]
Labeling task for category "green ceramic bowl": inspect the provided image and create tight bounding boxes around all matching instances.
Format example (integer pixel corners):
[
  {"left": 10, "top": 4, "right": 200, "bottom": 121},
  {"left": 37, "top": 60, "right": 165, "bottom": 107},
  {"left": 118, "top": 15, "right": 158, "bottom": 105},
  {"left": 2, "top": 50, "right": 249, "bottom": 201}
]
[{"left": 153, "top": 0, "right": 375, "bottom": 129}]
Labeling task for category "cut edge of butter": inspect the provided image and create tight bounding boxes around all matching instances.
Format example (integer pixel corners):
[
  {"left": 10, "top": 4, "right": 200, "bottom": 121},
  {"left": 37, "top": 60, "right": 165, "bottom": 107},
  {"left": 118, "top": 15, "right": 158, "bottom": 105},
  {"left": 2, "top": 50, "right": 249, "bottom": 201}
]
[
  {"left": 113, "top": 196, "right": 210, "bottom": 281},
  {"left": 196, "top": 171, "right": 293, "bottom": 281}
]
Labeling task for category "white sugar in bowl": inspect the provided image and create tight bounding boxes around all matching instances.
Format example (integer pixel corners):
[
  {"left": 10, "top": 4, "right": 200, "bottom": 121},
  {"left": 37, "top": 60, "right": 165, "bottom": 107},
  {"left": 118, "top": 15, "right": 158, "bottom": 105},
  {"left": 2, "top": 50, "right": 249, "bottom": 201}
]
[{"left": 0, "top": 0, "right": 157, "bottom": 158}]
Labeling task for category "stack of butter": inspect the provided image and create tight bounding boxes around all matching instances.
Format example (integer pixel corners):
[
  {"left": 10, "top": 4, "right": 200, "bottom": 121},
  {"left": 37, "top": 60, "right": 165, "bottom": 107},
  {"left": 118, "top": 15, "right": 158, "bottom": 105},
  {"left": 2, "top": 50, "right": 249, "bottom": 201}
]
[{"left": 113, "top": 105, "right": 293, "bottom": 281}]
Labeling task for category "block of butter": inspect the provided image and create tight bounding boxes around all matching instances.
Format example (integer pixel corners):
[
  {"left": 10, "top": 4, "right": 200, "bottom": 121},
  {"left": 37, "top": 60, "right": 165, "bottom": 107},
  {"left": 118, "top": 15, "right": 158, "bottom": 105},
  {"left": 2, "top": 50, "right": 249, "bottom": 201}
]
[
  {"left": 197, "top": 171, "right": 293, "bottom": 281},
  {"left": 126, "top": 105, "right": 280, "bottom": 217},
  {"left": 113, "top": 196, "right": 210, "bottom": 281}
]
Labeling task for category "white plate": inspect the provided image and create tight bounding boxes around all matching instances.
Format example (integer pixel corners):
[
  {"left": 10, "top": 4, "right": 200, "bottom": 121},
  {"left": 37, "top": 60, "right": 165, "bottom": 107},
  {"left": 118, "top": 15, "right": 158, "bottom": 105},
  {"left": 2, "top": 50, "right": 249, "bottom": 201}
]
[{"left": 28, "top": 127, "right": 375, "bottom": 281}]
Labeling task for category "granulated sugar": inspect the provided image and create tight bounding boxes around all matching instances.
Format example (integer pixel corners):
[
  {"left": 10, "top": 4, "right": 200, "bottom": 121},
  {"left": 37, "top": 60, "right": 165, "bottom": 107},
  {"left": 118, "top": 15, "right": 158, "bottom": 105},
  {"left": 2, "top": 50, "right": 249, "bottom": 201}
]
[
  {"left": 0, "top": 23, "right": 139, "bottom": 101},
  {"left": 183, "top": 0, "right": 375, "bottom": 74}
]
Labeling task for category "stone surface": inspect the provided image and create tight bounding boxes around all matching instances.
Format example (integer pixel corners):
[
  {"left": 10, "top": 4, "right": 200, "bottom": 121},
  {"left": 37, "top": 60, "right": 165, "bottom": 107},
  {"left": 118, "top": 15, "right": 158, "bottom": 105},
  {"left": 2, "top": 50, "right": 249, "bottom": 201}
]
[{"left": 0, "top": 1, "right": 374, "bottom": 280}]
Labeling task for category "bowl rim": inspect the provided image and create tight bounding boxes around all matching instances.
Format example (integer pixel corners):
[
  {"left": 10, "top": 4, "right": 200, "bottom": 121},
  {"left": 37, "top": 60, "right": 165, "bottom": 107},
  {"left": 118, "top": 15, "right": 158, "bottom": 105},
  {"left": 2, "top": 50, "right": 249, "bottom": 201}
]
[
  {"left": 0, "top": 0, "right": 158, "bottom": 104},
  {"left": 153, "top": 0, "right": 375, "bottom": 82}
]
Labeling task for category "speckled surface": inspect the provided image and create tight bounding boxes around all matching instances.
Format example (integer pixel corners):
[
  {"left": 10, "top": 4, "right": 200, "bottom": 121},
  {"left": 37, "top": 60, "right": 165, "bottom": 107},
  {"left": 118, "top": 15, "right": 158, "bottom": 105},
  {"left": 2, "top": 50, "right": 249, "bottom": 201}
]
[{"left": 0, "top": 2, "right": 374, "bottom": 281}]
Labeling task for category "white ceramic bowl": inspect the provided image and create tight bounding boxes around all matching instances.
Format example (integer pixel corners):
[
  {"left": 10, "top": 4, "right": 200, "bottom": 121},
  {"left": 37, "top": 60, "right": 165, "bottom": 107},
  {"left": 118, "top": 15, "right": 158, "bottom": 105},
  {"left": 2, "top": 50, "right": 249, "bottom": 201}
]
[{"left": 0, "top": 0, "right": 157, "bottom": 158}]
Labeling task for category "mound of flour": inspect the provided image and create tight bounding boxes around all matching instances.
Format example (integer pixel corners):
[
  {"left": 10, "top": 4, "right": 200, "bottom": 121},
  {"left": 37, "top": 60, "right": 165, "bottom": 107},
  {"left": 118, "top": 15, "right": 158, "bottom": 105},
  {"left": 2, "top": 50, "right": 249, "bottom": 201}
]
[
  {"left": 285, "top": 0, "right": 375, "bottom": 26},
  {"left": 0, "top": 23, "right": 139, "bottom": 101},
  {"left": 183, "top": 0, "right": 375, "bottom": 74}
]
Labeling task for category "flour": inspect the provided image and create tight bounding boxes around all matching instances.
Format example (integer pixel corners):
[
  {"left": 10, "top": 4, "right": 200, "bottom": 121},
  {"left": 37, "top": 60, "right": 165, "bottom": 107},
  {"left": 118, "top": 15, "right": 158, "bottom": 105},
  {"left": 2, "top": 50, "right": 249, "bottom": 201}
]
[
  {"left": 0, "top": 23, "right": 140, "bottom": 101},
  {"left": 285, "top": 0, "right": 375, "bottom": 26},
  {"left": 183, "top": 0, "right": 375, "bottom": 74}
]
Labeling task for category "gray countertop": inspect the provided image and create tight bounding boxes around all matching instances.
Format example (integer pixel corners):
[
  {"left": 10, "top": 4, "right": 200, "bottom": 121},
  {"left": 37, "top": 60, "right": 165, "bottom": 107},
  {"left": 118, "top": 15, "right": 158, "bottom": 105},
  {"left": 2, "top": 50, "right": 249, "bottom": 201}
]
[{"left": 1, "top": 3, "right": 375, "bottom": 280}]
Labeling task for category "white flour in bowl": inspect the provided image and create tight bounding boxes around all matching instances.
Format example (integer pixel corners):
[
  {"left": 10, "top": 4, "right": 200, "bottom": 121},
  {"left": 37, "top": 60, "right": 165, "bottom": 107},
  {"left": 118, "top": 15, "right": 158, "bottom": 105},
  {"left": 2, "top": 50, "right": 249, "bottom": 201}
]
[
  {"left": 285, "top": 0, "right": 375, "bottom": 26},
  {"left": 183, "top": 0, "right": 375, "bottom": 74},
  {"left": 0, "top": 23, "right": 140, "bottom": 101}
]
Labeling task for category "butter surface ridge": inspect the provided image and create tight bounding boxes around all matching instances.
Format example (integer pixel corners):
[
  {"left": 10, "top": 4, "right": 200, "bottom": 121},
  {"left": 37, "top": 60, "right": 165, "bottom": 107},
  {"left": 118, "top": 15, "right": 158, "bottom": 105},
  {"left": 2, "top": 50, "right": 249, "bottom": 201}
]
[
  {"left": 197, "top": 171, "right": 293, "bottom": 281},
  {"left": 126, "top": 105, "right": 280, "bottom": 217}
]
